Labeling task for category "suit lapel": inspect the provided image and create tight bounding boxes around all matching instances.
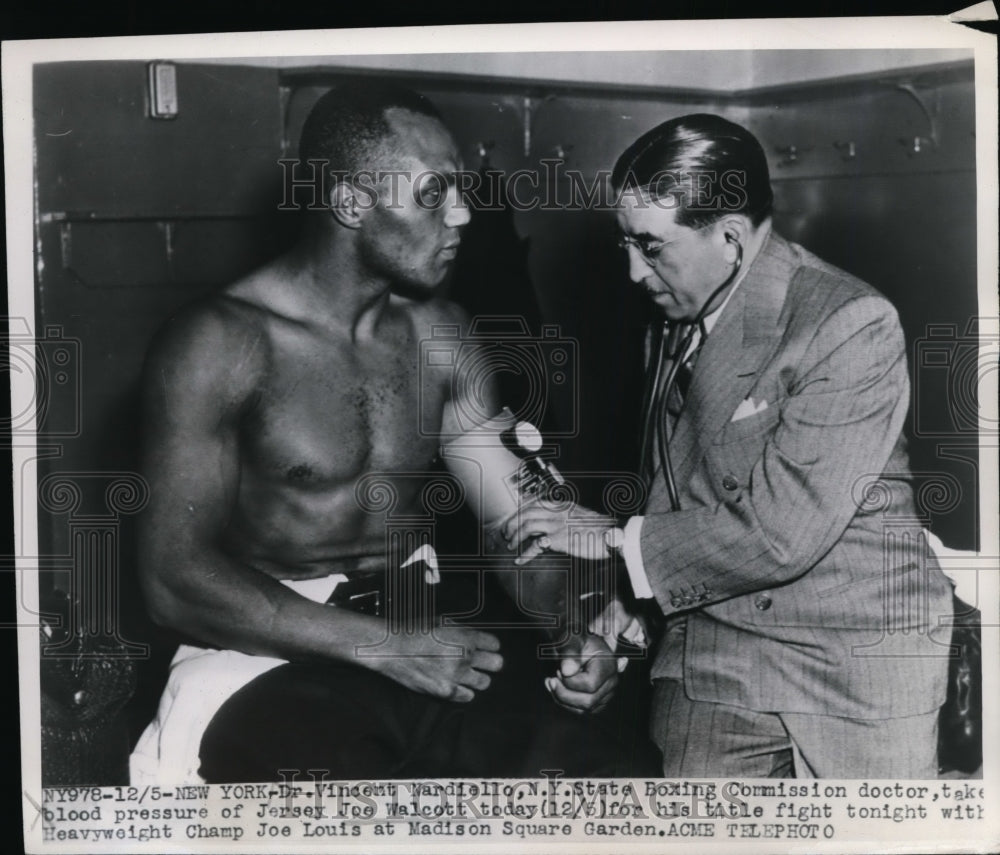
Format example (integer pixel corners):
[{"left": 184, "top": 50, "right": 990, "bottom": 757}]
[{"left": 663, "top": 232, "right": 797, "bottom": 492}]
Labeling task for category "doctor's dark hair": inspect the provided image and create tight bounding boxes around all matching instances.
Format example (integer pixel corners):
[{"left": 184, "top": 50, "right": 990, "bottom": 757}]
[
  {"left": 298, "top": 79, "right": 443, "bottom": 180},
  {"left": 612, "top": 114, "right": 773, "bottom": 228}
]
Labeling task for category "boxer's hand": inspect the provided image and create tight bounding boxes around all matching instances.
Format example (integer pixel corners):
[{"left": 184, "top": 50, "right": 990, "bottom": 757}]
[
  {"left": 545, "top": 634, "right": 620, "bottom": 714},
  {"left": 501, "top": 502, "right": 614, "bottom": 565},
  {"left": 376, "top": 627, "right": 503, "bottom": 703}
]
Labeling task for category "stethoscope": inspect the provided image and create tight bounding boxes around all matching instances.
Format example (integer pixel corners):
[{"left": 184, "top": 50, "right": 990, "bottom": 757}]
[{"left": 642, "top": 234, "right": 744, "bottom": 512}]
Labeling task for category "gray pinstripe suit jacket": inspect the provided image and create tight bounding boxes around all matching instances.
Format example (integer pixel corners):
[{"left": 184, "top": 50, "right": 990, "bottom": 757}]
[{"left": 642, "top": 231, "right": 952, "bottom": 720}]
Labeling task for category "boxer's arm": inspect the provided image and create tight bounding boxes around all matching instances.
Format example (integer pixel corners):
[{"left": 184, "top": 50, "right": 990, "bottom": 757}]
[
  {"left": 437, "top": 335, "right": 570, "bottom": 628},
  {"left": 438, "top": 317, "right": 619, "bottom": 712}
]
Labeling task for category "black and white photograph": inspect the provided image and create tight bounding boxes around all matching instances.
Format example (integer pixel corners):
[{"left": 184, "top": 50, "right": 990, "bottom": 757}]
[{"left": 5, "top": 15, "right": 998, "bottom": 853}]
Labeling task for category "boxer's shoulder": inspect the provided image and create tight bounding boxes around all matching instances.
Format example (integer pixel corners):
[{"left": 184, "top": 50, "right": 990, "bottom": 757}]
[{"left": 144, "top": 290, "right": 272, "bottom": 414}]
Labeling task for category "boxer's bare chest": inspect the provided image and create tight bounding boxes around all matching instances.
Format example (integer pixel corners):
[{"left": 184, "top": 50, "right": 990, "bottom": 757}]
[{"left": 242, "top": 313, "right": 445, "bottom": 489}]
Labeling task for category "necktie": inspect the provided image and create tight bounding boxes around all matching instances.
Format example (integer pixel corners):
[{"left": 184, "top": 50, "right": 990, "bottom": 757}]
[
  {"left": 665, "top": 320, "right": 707, "bottom": 425},
  {"left": 639, "top": 320, "right": 707, "bottom": 495},
  {"left": 638, "top": 322, "right": 669, "bottom": 490}
]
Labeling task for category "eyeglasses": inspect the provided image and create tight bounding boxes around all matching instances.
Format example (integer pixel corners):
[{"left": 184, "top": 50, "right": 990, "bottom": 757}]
[
  {"left": 617, "top": 222, "right": 711, "bottom": 263},
  {"left": 616, "top": 233, "right": 680, "bottom": 261}
]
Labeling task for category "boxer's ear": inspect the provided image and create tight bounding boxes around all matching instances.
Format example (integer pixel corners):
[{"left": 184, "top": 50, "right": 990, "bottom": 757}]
[{"left": 329, "top": 181, "right": 364, "bottom": 230}]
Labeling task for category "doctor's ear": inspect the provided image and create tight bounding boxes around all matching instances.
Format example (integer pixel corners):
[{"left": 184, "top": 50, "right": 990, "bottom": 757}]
[
  {"left": 718, "top": 217, "right": 748, "bottom": 262},
  {"left": 329, "top": 182, "right": 365, "bottom": 229},
  {"left": 721, "top": 231, "right": 741, "bottom": 264}
]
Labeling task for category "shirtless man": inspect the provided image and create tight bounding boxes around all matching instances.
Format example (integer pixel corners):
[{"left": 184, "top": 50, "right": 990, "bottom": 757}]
[{"left": 132, "top": 82, "right": 636, "bottom": 783}]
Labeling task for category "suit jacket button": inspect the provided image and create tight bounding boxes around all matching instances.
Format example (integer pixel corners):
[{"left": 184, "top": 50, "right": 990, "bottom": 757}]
[
  {"left": 754, "top": 593, "right": 772, "bottom": 611},
  {"left": 722, "top": 475, "right": 739, "bottom": 491}
]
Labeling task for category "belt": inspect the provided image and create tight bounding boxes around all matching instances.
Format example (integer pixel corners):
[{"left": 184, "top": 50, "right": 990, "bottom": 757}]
[
  {"left": 327, "top": 553, "right": 647, "bottom": 660},
  {"left": 326, "top": 557, "right": 438, "bottom": 620}
]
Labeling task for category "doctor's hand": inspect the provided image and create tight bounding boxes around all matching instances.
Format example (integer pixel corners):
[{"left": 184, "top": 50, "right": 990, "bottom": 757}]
[
  {"left": 546, "top": 634, "right": 621, "bottom": 715},
  {"left": 501, "top": 502, "right": 615, "bottom": 565},
  {"left": 589, "top": 596, "right": 649, "bottom": 655}
]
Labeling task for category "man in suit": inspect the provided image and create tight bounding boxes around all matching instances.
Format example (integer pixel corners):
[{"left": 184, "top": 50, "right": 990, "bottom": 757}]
[{"left": 505, "top": 114, "right": 953, "bottom": 778}]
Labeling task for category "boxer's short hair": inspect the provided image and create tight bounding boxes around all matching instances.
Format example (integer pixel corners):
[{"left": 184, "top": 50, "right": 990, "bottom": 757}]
[{"left": 299, "top": 79, "right": 443, "bottom": 182}]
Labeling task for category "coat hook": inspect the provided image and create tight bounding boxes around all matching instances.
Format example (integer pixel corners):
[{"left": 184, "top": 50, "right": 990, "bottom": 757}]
[
  {"left": 898, "top": 136, "right": 932, "bottom": 157},
  {"left": 551, "top": 143, "right": 574, "bottom": 161},
  {"left": 59, "top": 222, "right": 73, "bottom": 268},
  {"left": 157, "top": 221, "right": 176, "bottom": 269},
  {"left": 475, "top": 140, "right": 495, "bottom": 166},
  {"left": 523, "top": 96, "right": 533, "bottom": 158},
  {"left": 507, "top": 92, "right": 557, "bottom": 158},
  {"left": 775, "top": 144, "right": 812, "bottom": 167},
  {"left": 894, "top": 82, "right": 939, "bottom": 150},
  {"left": 833, "top": 140, "right": 857, "bottom": 161}
]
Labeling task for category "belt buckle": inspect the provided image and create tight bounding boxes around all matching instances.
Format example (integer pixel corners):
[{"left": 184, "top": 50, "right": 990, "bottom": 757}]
[{"left": 326, "top": 571, "right": 385, "bottom": 617}]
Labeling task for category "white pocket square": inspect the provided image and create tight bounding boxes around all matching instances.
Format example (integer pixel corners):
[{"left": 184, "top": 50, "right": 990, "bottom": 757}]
[{"left": 731, "top": 396, "right": 769, "bottom": 422}]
